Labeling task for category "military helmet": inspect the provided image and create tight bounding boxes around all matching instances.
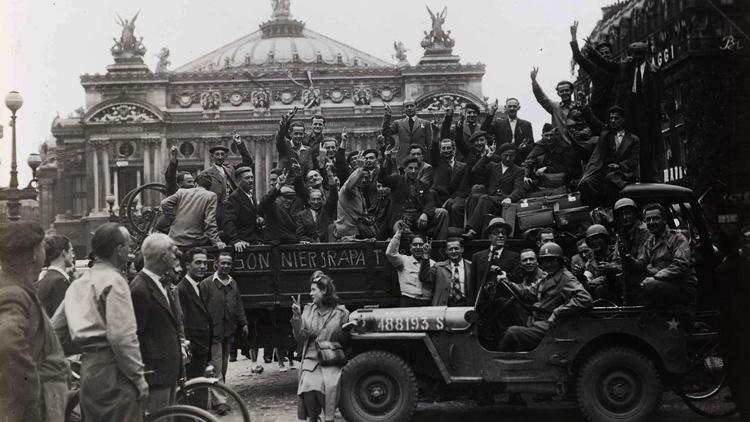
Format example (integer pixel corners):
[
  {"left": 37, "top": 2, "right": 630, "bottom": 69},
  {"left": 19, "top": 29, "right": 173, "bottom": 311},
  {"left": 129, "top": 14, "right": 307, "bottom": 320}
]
[
  {"left": 538, "top": 242, "right": 564, "bottom": 260},
  {"left": 614, "top": 197, "right": 638, "bottom": 214},
  {"left": 585, "top": 224, "right": 611, "bottom": 243}
]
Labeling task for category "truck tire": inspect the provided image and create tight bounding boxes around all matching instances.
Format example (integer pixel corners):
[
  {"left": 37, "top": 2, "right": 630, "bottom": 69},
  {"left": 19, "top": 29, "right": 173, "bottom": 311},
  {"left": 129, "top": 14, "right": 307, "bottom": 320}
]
[
  {"left": 576, "top": 347, "right": 662, "bottom": 422},
  {"left": 339, "top": 350, "right": 418, "bottom": 422}
]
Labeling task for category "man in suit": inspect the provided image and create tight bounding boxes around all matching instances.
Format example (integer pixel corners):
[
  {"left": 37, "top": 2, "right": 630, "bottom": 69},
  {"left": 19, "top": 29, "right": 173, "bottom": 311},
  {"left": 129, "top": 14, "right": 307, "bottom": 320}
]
[
  {"left": 200, "top": 133, "right": 254, "bottom": 226},
  {"left": 444, "top": 131, "right": 492, "bottom": 227},
  {"left": 379, "top": 156, "right": 449, "bottom": 241},
  {"left": 522, "top": 123, "right": 582, "bottom": 192},
  {"left": 382, "top": 99, "right": 433, "bottom": 169},
  {"left": 36, "top": 235, "right": 75, "bottom": 316},
  {"left": 223, "top": 166, "right": 263, "bottom": 252},
  {"left": 463, "top": 144, "right": 526, "bottom": 239},
  {"left": 570, "top": 21, "right": 615, "bottom": 122},
  {"left": 260, "top": 167, "right": 308, "bottom": 245},
  {"left": 579, "top": 106, "right": 640, "bottom": 206},
  {"left": 407, "top": 144, "right": 434, "bottom": 188},
  {"left": 177, "top": 247, "right": 211, "bottom": 378},
  {"left": 276, "top": 107, "right": 312, "bottom": 174},
  {"left": 482, "top": 98, "right": 534, "bottom": 165},
  {"left": 441, "top": 104, "right": 483, "bottom": 161},
  {"left": 586, "top": 41, "right": 660, "bottom": 182},
  {"left": 420, "top": 237, "right": 472, "bottom": 306},
  {"left": 296, "top": 188, "right": 336, "bottom": 243},
  {"left": 428, "top": 137, "right": 466, "bottom": 207},
  {"left": 131, "top": 233, "right": 184, "bottom": 414},
  {"left": 161, "top": 173, "right": 226, "bottom": 249}
]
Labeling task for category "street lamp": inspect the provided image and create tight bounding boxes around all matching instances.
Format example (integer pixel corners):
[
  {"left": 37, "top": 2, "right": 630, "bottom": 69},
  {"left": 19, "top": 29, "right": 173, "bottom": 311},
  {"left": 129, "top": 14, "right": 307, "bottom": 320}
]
[
  {"left": 2, "top": 91, "right": 24, "bottom": 220},
  {"left": 26, "top": 152, "right": 42, "bottom": 190},
  {"left": 105, "top": 194, "right": 117, "bottom": 222}
]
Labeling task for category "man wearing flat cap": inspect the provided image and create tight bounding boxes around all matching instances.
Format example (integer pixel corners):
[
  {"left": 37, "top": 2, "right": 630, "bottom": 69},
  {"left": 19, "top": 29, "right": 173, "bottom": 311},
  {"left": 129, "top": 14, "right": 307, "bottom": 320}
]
[
  {"left": 522, "top": 123, "right": 582, "bottom": 193},
  {"left": 482, "top": 98, "right": 534, "bottom": 165},
  {"left": 382, "top": 99, "right": 433, "bottom": 169},
  {"left": 200, "top": 133, "right": 254, "bottom": 226},
  {"left": 441, "top": 102, "right": 484, "bottom": 161},
  {"left": 587, "top": 40, "right": 660, "bottom": 182},
  {"left": 223, "top": 166, "right": 263, "bottom": 252},
  {"left": 579, "top": 105, "right": 640, "bottom": 206},
  {"left": 463, "top": 143, "right": 525, "bottom": 239}
]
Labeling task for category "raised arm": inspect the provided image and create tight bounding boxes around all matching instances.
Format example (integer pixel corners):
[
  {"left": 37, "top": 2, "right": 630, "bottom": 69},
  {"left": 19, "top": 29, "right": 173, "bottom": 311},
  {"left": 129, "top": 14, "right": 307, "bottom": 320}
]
[
  {"left": 531, "top": 67, "right": 555, "bottom": 114},
  {"left": 234, "top": 133, "right": 254, "bottom": 169},
  {"left": 385, "top": 228, "right": 405, "bottom": 270}
]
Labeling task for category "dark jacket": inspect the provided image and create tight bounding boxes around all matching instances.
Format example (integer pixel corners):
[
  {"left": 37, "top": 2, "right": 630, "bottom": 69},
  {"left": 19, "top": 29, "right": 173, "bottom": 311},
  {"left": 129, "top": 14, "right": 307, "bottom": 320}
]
[
  {"left": 471, "top": 157, "right": 526, "bottom": 202},
  {"left": 382, "top": 115, "right": 434, "bottom": 167},
  {"left": 580, "top": 129, "right": 640, "bottom": 184},
  {"left": 295, "top": 189, "right": 337, "bottom": 243},
  {"left": 379, "top": 161, "right": 437, "bottom": 224},
  {"left": 260, "top": 180, "right": 308, "bottom": 245},
  {"left": 428, "top": 138, "right": 467, "bottom": 204},
  {"left": 177, "top": 277, "right": 212, "bottom": 355},
  {"left": 223, "top": 188, "right": 262, "bottom": 245},
  {"left": 130, "top": 272, "right": 183, "bottom": 388},
  {"left": 200, "top": 275, "right": 248, "bottom": 340},
  {"left": 35, "top": 268, "right": 70, "bottom": 317},
  {"left": 481, "top": 115, "right": 534, "bottom": 152},
  {"left": 522, "top": 139, "right": 582, "bottom": 182},
  {"left": 469, "top": 248, "right": 520, "bottom": 306},
  {"left": 200, "top": 141, "right": 254, "bottom": 225},
  {"left": 420, "top": 259, "right": 473, "bottom": 306},
  {"left": 441, "top": 114, "right": 482, "bottom": 161}
]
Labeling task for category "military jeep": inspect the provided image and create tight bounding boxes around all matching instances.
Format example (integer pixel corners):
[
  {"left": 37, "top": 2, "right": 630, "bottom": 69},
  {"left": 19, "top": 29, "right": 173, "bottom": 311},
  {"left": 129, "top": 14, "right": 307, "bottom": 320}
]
[{"left": 339, "top": 305, "right": 726, "bottom": 422}]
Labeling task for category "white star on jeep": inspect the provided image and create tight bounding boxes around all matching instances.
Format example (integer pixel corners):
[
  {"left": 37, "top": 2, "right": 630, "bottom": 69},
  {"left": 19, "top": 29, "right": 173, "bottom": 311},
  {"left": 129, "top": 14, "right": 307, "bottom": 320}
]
[{"left": 667, "top": 318, "right": 680, "bottom": 331}]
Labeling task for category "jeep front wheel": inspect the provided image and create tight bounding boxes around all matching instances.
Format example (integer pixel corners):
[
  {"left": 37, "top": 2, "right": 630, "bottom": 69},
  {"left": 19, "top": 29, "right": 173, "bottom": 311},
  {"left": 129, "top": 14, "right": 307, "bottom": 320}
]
[
  {"left": 339, "top": 350, "right": 418, "bottom": 422},
  {"left": 576, "top": 347, "right": 662, "bottom": 422}
]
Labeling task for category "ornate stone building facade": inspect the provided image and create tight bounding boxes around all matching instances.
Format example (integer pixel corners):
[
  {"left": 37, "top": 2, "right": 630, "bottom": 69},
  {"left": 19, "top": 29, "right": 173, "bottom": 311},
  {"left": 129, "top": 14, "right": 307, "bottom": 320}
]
[
  {"left": 577, "top": 0, "right": 748, "bottom": 192},
  {"left": 40, "top": 3, "right": 486, "bottom": 254}
]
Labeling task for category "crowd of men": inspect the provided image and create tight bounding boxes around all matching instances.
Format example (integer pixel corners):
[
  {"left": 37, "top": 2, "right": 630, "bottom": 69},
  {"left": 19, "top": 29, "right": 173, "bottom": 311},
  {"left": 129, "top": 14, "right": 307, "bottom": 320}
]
[{"left": 0, "top": 21, "right": 709, "bottom": 421}]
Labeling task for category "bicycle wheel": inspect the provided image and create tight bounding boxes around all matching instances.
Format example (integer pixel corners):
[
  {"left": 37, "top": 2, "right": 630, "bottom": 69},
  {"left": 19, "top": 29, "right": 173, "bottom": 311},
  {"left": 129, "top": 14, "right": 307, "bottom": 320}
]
[
  {"left": 676, "top": 341, "right": 737, "bottom": 418},
  {"left": 64, "top": 390, "right": 83, "bottom": 422},
  {"left": 176, "top": 380, "right": 251, "bottom": 422},
  {"left": 147, "top": 404, "right": 219, "bottom": 422}
]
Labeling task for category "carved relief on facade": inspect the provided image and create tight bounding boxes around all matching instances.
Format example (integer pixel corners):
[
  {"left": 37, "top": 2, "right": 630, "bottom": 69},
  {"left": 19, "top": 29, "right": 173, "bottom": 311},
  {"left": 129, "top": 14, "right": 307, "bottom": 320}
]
[
  {"left": 353, "top": 85, "right": 372, "bottom": 106},
  {"left": 325, "top": 87, "right": 350, "bottom": 104},
  {"left": 89, "top": 104, "right": 159, "bottom": 123},
  {"left": 418, "top": 94, "right": 472, "bottom": 113},
  {"left": 376, "top": 86, "right": 400, "bottom": 102},
  {"left": 251, "top": 88, "right": 271, "bottom": 108},
  {"left": 302, "top": 87, "right": 321, "bottom": 108},
  {"left": 174, "top": 92, "right": 198, "bottom": 108},
  {"left": 200, "top": 90, "right": 222, "bottom": 110},
  {"left": 276, "top": 89, "right": 298, "bottom": 105}
]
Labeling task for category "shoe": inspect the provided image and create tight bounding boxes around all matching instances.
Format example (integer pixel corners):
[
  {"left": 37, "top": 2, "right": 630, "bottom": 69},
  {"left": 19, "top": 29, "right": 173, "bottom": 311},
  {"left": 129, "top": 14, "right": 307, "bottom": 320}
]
[
  {"left": 278, "top": 365, "right": 288, "bottom": 372},
  {"left": 251, "top": 364, "right": 264, "bottom": 374},
  {"left": 213, "top": 403, "right": 231, "bottom": 416},
  {"left": 461, "top": 229, "right": 478, "bottom": 240}
]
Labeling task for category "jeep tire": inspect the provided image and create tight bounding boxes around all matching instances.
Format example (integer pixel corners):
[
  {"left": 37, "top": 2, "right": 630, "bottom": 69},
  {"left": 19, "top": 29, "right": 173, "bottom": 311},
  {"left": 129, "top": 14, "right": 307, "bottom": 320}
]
[
  {"left": 576, "top": 347, "right": 662, "bottom": 422},
  {"left": 339, "top": 350, "right": 418, "bottom": 422}
]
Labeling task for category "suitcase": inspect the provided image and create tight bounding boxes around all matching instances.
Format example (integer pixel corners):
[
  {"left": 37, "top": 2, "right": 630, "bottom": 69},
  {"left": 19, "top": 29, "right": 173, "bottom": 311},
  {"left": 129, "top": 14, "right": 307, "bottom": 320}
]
[
  {"left": 556, "top": 192, "right": 583, "bottom": 210},
  {"left": 554, "top": 206, "right": 592, "bottom": 234},
  {"left": 517, "top": 208, "right": 555, "bottom": 232}
]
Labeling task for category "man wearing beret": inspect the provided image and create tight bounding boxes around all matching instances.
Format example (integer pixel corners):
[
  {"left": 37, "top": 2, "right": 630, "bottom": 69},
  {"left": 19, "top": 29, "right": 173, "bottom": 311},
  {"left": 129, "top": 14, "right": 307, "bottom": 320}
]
[
  {"left": 481, "top": 98, "right": 534, "bottom": 165},
  {"left": 578, "top": 106, "right": 640, "bottom": 206},
  {"left": 382, "top": 99, "right": 433, "bottom": 169},
  {"left": 441, "top": 103, "right": 483, "bottom": 161},
  {"left": 0, "top": 222, "right": 69, "bottom": 422},
  {"left": 200, "top": 133, "right": 254, "bottom": 226},
  {"left": 463, "top": 143, "right": 525, "bottom": 239},
  {"left": 587, "top": 41, "right": 660, "bottom": 182}
]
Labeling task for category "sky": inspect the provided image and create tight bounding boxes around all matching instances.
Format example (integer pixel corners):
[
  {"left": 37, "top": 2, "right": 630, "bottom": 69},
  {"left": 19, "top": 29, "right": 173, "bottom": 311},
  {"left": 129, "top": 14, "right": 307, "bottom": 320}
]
[{"left": 0, "top": 0, "right": 610, "bottom": 187}]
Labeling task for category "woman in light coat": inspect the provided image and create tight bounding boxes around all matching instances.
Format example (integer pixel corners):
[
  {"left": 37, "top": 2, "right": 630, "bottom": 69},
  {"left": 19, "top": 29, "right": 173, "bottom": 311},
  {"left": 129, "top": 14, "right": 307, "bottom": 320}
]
[{"left": 291, "top": 271, "right": 350, "bottom": 422}]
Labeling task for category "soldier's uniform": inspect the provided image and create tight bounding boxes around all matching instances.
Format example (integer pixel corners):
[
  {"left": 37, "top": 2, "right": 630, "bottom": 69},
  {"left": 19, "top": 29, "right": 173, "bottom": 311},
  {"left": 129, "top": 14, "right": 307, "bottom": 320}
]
[
  {"left": 498, "top": 266, "right": 593, "bottom": 352},
  {"left": 637, "top": 228, "right": 697, "bottom": 309},
  {"left": 586, "top": 244, "right": 622, "bottom": 302}
]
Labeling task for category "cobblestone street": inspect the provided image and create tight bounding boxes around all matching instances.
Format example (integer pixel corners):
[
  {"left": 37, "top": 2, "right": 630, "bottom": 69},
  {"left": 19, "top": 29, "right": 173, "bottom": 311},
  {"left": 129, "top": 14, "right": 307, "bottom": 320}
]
[{"left": 224, "top": 350, "right": 740, "bottom": 422}]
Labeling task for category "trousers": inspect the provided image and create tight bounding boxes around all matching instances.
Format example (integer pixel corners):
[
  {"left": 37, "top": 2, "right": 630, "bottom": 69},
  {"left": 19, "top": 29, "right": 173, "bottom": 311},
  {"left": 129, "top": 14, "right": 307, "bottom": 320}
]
[{"left": 80, "top": 350, "right": 142, "bottom": 422}]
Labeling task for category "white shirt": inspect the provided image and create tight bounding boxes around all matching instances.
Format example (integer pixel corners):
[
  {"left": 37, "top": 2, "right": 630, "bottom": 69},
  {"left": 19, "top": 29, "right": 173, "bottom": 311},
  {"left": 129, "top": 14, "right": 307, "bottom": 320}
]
[
  {"left": 501, "top": 164, "right": 509, "bottom": 175},
  {"left": 142, "top": 268, "right": 170, "bottom": 303},
  {"left": 509, "top": 119, "right": 517, "bottom": 143},
  {"left": 185, "top": 274, "right": 201, "bottom": 297},
  {"left": 310, "top": 208, "right": 318, "bottom": 223},
  {"left": 615, "top": 130, "right": 625, "bottom": 150},
  {"left": 632, "top": 62, "right": 646, "bottom": 93},
  {"left": 213, "top": 272, "right": 233, "bottom": 287}
]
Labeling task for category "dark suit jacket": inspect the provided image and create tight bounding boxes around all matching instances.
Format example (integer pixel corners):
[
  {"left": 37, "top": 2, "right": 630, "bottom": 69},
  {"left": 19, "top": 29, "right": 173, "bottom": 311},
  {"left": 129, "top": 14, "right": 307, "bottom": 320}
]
[
  {"left": 200, "top": 141, "right": 254, "bottom": 224},
  {"left": 471, "top": 157, "right": 526, "bottom": 202},
  {"left": 35, "top": 268, "right": 69, "bottom": 317},
  {"left": 580, "top": 130, "right": 640, "bottom": 183},
  {"left": 482, "top": 116, "right": 534, "bottom": 148},
  {"left": 177, "top": 277, "right": 212, "bottom": 355},
  {"left": 441, "top": 114, "right": 481, "bottom": 161},
  {"left": 295, "top": 189, "right": 336, "bottom": 243},
  {"left": 420, "top": 259, "right": 473, "bottom": 306},
  {"left": 379, "top": 162, "right": 437, "bottom": 225},
  {"left": 383, "top": 115, "right": 433, "bottom": 167},
  {"left": 428, "top": 138, "right": 467, "bottom": 204},
  {"left": 130, "top": 272, "right": 183, "bottom": 388},
  {"left": 469, "top": 248, "right": 520, "bottom": 306},
  {"left": 260, "top": 187, "right": 299, "bottom": 245},
  {"left": 223, "top": 188, "right": 261, "bottom": 245}
]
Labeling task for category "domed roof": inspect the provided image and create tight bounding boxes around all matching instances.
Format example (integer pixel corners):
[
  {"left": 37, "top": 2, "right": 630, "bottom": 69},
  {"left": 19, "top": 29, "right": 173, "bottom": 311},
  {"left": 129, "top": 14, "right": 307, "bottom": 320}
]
[{"left": 175, "top": 14, "right": 392, "bottom": 72}]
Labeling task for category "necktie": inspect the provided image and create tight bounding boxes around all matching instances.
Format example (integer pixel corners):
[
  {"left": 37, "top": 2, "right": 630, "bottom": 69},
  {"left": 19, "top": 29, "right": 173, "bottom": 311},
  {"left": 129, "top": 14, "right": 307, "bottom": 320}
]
[
  {"left": 450, "top": 265, "right": 464, "bottom": 304},
  {"left": 633, "top": 65, "right": 642, "bottom": 94},
  {"left": 409, "top": 118, "right": 414, "bottom": 132}
]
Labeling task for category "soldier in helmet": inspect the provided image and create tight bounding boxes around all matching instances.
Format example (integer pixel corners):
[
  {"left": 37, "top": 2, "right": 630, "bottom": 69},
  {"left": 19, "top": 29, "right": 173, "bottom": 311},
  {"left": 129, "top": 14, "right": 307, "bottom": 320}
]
[
  {"left": 498, "top": 242, "right": 593, "bottom": 352},
  {"left": 584, "top": 224, "right": 623, "bottom": 303},
  {"left": 613, "top": 197, "right": 650, "bottom": 303}
]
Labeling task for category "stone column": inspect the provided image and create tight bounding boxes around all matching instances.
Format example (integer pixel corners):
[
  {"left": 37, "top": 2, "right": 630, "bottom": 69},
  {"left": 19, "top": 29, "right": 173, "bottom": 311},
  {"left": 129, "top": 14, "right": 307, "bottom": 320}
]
[
  {"left": 102, "top": 140, "right": 111, "bottom": 200},
  {"left": 113, "top": 170, "right": 119, "bottom": 205},
  {"left": 89, "top": 138, "right": 104, "bottom": 213}
]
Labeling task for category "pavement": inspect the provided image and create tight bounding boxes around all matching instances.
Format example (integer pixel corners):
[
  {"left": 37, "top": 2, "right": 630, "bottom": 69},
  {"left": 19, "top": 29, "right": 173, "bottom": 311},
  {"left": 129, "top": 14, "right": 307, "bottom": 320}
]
[{"left": 224, "top": 349, "right": 741, "bottom": 422}]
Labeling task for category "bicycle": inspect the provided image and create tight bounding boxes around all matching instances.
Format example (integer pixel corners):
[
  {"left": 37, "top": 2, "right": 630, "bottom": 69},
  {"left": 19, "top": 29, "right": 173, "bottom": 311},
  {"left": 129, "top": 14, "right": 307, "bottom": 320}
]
[
  {"left": 64, "top": 365, "right": 220, "bottom": 422},
  {"left": 174, "top": 365, "right": 251, "bottom": 422}
]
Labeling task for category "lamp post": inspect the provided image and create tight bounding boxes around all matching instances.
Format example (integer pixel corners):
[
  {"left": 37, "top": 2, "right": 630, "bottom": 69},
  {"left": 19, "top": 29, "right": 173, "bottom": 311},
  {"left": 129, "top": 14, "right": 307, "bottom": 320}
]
[
  {"left": 105, "top": 194, "right": 118, "bottom": 222},
  {"left": 26, "top": 153, "right": 41, "bottom": 190},
  {"left": 2, "top": 91, "right": 23, "bottom": 220}
]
